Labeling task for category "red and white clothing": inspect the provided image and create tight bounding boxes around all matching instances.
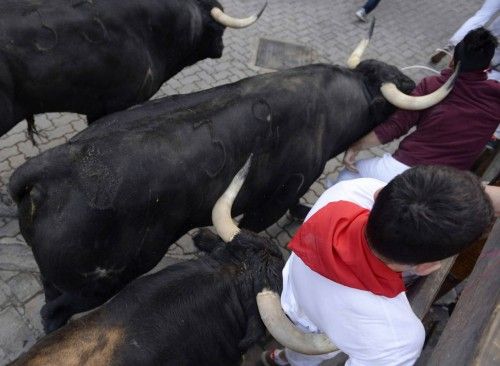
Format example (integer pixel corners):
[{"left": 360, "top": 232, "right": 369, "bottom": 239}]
[{"left": 281, "top": 178, "right": 425, "bottom": 366}]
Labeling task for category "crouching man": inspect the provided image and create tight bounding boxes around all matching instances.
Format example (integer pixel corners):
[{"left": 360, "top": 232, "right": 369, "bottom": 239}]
[{"left": 263, "top": 165, "right": 494, "bottom": 366}]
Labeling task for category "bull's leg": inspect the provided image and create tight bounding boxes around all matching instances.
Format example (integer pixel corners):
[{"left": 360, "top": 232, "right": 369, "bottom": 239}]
[
  {"left": 41, "top": 292, "right": 107, "bottom": 333},
  {"left": 239, "top": 174, "right": 306, "bottom": 232},
  {"left": 0, "top": 90, "right": 15, "bottom": 137},
  {"left": 41, "top": 277, "right": 62, "bottom": 303}
]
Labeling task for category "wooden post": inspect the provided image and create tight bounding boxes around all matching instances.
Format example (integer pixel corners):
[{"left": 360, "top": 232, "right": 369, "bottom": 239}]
[{"left": 426, "top": 219, "right": 500, "bottom": 365}]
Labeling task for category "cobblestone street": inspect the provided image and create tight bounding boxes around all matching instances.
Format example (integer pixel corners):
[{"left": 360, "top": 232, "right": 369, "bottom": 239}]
[{"left": 0, "top": 0, "right": 484, "bottom": 363}]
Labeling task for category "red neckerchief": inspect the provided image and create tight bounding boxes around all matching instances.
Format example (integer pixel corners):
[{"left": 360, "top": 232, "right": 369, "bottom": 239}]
[{"left": 288, "top": 201, "right": 405, "bottom": 298}]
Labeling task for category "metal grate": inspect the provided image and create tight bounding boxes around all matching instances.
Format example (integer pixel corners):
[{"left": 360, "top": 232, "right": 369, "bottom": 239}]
[{"left": 255, "top": 38, "right": 317, "bottom": 70}]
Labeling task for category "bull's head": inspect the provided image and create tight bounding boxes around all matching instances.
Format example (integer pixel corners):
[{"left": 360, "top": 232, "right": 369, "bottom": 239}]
[
  {"left": 347, "top": 19, "right": 459, "bottom": 111},
  {"left": 211, "top": 156, "right": 338, "bottom": 355}
]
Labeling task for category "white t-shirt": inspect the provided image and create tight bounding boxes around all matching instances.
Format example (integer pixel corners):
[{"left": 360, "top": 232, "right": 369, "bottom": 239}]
[{"left": 281, "top": 178, "right": 425, "bottom": 366}]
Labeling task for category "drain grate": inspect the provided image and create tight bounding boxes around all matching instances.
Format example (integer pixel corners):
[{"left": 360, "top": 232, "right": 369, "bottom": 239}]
[{"left": 255, "top": 38, "right": 317, "bottom": 70}]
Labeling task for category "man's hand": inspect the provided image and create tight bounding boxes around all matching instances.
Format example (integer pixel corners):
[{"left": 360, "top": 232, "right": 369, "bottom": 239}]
[
  {"left": 342, "top": 131, "right": 383, "bottom": 172},
  {"left": 343, "top": 147, "right": 359, "bottom": 172}
]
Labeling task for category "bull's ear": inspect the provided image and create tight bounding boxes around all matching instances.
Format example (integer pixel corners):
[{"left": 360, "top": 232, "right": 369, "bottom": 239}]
[
  {"left": 368, "top": 95, "right": 393, "bottom": 125},
  {"left": 193, "top": 228, "right": 221, "bottom": 253}
]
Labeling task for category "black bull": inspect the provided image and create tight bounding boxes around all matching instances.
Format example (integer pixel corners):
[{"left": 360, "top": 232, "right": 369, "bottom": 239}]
[
  {"left": 0, "top": 0, "right": 262, "bottom": 137},
  {"left": 10, "top": 229, "right": 285, "bottom": 366},
  {"left": 10, "top": 61, "right": 415, "bottom": 332}
]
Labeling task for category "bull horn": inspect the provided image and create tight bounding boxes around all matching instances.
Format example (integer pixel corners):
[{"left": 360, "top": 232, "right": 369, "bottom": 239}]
[
  {"left": 212, "top": 156, "right": 337, "bottom": 355},
  {"left": 380, "top": 62, "right": 460, "bottom": 110},
  {"left": 347, "top": 18, "right": 375, "bottom": 69},
  {"left": 211, "top": 156, "right": 252, "bottom": 242},
  {"left": 257, "top": 289, "right": 338, "bottom": 355},
  {"left": 211, "top": 2, "right": 267, "bottom": 29}
]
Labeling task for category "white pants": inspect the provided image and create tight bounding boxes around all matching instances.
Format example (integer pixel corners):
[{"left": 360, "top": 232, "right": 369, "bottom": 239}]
[
  {"left": 449, "top": 0, "right": 500, "bottom": 45},
  {"left": 335, "top": 153, "right": 410, "bottom": 184}
]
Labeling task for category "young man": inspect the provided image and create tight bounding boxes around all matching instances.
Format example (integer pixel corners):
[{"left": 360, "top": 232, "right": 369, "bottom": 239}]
[
  {"left": 262, "top": 166, "right": 494, "bottom": 366},
  {"left": 337, "top": 27, "right": 499, "bottom": 184}
]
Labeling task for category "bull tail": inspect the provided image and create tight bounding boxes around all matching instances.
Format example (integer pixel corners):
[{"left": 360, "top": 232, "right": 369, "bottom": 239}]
[{"left": 26, "top": 115, "right": 39, "bottom": 145}]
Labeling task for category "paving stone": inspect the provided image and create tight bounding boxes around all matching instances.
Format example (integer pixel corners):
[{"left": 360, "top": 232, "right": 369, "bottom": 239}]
[
  {"left": 175, "top": 233, "right": 198, "bottom": 255},
  {"left": 0, "top": 243, "right": 38, "bottom": 273},
  {"left": 0, "top": 220, "right": 19, "bottom": 238},
  {"left": 0, "top": 307, "right": 36, "bottom": 361},
  {"left": 7, "top": 273, "right": 41, "bottom": 303},
  {"left": 23, "top": 293, "right": 45, "bottom": 335},
  {"left": 0, "top": 271, "right": 17, "bottom": 282},
  {"left": 0, "top": 288, "right": 8, "bottom": 308}
]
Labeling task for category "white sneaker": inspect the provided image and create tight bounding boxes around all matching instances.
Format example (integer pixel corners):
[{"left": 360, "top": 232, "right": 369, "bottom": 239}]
[{"left": 355, "top": 8, "right": 367, "bottom": 22}]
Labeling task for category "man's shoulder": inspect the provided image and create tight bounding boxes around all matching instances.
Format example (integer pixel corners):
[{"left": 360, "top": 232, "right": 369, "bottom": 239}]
[{"left": 305, "top": 178, "right": 385, "bottom": 220}]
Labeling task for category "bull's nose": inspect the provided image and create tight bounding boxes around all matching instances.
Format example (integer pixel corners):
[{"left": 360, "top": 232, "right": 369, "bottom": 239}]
[{"left": 210, "top": 40, "right": 224, "bottom": 59}]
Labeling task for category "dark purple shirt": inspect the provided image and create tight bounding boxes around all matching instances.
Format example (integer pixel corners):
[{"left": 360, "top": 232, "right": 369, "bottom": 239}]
[{"left": 374, "top": 69, "right": 500, "bottom": 170}]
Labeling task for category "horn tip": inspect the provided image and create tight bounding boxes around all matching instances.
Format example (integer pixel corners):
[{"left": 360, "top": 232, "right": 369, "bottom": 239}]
[
  {"left": 368, "top": 18, "right": 376, "bottom": 39},
  {"left": 447, "top": 62, "right": 461, "bottom": 90},
  {"left": 257, "top": 2, "right": 268, "bottom": 18}
]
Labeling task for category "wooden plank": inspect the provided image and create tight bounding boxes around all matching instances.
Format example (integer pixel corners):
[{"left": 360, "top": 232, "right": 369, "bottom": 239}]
[
  {"left": 481, "top": 147, "right": 500, "bottom": 183},
  {"left": 406, "top": 256, "right": 456, "bottom": 320},
  {"left": 426, "top": 219, "right": 500, "bottom": 366}
]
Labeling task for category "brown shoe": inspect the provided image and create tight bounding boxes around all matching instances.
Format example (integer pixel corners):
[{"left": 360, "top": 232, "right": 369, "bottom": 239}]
[
  {"left": 261, "top": 349, "right": 290, "bottom": 366},
  {"left": 430, "top": 46, "right": 453, "bottom": 64}
]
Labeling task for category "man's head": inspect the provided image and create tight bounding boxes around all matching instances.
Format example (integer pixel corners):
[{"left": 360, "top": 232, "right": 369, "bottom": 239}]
[
  {"left": 367, "top": 165, "right": 494, "bottom": 266},
  {"left": 453, "top": 27, "right": 498, "bottom": 72}
]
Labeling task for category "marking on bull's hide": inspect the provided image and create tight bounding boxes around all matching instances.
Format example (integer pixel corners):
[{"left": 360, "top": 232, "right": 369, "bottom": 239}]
[
  {"left": 192, "top": 119, "right": 227, "bottom": 178},
  {"left": 252, "top": 99, "right": 279, "bottom": 149},
  {"left": 81, "top": 17, "right": 109, "bottom": 44},
  {"left": 291, "top": 173, "right": 305, "bottom": 194},
  {"left": 252, "top": 99, "right": 271, "bottom": 122},
  {"left": 34, "top": 11, "right": 58, "bottom": 52},
  {"left": 76, "top": 145, "right": 121, "bottom": 209},
  {"left": 83, "top": 266, "right": 124, "bottom": 279},
  {"left": 72, "top": 0, "right": 94, "bottom": 7},
  {"left": 137, "top": 66, "right": 154, "bottom": 100}
]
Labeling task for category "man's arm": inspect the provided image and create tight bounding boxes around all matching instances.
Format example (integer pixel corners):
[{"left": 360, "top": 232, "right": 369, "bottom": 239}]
[{"left": 343, "top": 131, "right": 382, "bottom": 171}]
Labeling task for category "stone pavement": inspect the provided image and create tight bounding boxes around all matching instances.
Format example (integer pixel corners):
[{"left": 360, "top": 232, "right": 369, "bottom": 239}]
[{"left": 0, "top": 0, "right": 483, "bottom": 363}]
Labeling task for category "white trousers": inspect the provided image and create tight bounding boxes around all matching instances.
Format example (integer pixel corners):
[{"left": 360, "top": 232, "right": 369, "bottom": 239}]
[
  {"left": 449, "top": 0, "right": 500, "bottom": 45},
  {"left": 335, "top": 154, "right": 410, "bottom": 184}
]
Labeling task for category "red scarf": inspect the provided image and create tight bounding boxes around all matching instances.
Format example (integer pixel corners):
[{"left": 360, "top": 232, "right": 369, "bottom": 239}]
[{"left": 288, "top": 201, "right": 405, "bottom": 298}]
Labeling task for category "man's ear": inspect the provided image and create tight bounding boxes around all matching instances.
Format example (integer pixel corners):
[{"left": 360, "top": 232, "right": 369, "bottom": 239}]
[
  {"left": 413, "top": 261, "right": 442, "bottom": 276},
  {"left": 373, "top": 188, "right": 382, "bottom": 201}
]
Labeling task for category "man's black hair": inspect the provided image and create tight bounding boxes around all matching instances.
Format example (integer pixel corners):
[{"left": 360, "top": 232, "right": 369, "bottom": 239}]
[
  {"left": 453, "top": 27, "right": 498, "bottom": 72},
  {"left": 366, "top": 165, "right": 494, "bottom": 264}
]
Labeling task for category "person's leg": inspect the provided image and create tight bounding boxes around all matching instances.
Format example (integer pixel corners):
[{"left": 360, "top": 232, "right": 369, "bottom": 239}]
[
  {"left": 363, "top": 0, "right": 382, "bottom": 14},
  {"left": 284, "top": 348, "right": 339, "bottom": 366},
  {"left": 449, "top": 0, "right": 500, "bottom": 46},
  {"left": 487, "top": 17, "right": 500, "bottom": 81}
]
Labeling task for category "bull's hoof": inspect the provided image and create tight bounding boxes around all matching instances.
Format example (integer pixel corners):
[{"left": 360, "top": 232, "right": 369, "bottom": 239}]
[
  {"left": 288, "top": 203, "right": 312, "bottom": 222},
  {"left": 40, "top": 296, "right": 72, "bottom": 333}
]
